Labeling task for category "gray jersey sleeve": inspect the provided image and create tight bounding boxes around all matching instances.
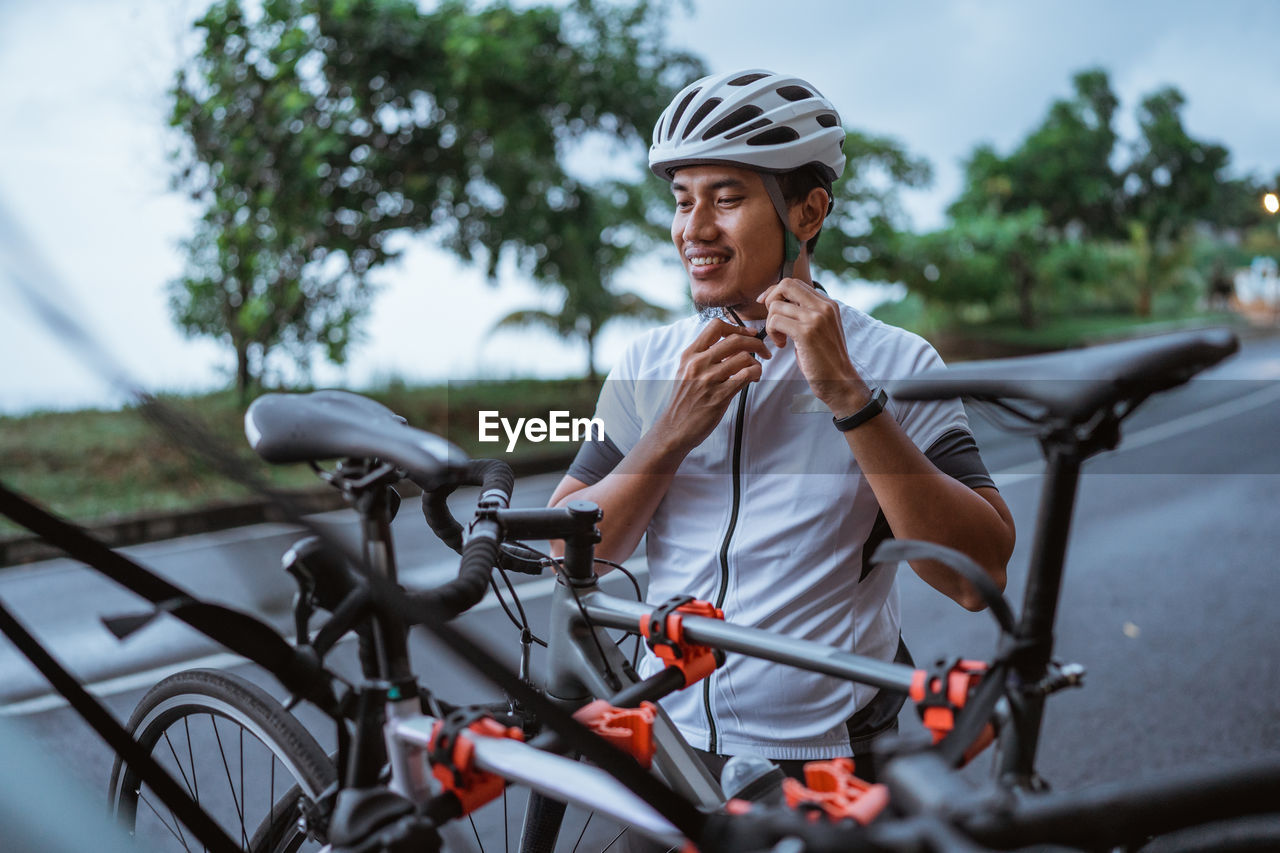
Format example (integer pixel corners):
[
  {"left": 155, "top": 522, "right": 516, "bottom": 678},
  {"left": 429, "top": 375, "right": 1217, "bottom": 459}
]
[
  {"left": 924, "top": 427, "right": 996, "bottom": 490},
  {"left": 566, "top": 432, "right": 625, "bottom": 485}
]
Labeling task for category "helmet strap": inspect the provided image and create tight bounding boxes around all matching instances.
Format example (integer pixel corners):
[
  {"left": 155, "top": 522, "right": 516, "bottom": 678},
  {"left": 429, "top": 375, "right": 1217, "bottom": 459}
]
[{"left": 760, "top": 173, "right": 801, "bottom": 280}]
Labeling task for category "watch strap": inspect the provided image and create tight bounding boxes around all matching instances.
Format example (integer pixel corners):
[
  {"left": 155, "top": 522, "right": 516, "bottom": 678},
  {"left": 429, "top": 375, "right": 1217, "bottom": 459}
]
[{"left": 832, "top": 387, "right": 888, "bottom": 432}]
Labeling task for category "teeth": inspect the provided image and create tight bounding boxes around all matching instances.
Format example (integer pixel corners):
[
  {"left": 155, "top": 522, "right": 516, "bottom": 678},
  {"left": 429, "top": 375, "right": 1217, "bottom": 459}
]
[{"left": 690, "top": 256, "right": 726, "bottom": 266}]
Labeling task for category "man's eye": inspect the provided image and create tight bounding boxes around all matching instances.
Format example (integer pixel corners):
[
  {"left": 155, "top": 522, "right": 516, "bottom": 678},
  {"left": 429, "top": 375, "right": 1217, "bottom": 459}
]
[
  {"left": 675, "top": 200, "right": 693, "bottom": 210},
  {"left": 718, "top": 196, "right": 743, "bottom": 206}
]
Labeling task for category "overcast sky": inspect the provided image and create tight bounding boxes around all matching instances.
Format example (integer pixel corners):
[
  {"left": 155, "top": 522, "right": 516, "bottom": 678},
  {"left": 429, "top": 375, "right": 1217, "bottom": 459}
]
[{"left": 1, "top": 0, "right": 1278, "bottom": 413}]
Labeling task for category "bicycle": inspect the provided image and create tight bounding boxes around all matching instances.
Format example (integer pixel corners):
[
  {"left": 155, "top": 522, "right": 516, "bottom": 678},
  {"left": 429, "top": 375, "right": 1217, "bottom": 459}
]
[{"left": 3, "top": 328, "right": 1277, "bottom": 851}]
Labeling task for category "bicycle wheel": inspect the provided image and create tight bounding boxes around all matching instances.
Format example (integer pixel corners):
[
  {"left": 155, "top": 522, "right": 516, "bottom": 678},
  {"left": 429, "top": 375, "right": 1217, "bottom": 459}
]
[{"left": 108, "top": 668, "right": 336, "bottom": 852}]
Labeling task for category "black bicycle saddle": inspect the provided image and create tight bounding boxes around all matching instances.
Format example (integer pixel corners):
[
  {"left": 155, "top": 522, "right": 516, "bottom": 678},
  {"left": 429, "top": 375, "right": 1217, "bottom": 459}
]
[
  {"left": 245, "top": 390, "right": 468, "bottom": 489},
  {"left": 888, "top": 328, "right": 1239, "bottom": 426}
]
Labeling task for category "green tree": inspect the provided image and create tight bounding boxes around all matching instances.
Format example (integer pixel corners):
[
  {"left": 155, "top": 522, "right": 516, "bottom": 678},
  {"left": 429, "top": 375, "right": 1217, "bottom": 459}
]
[
  {"left": 899, "top": 208, "right": 1050, "bottom": 328},
  {"left": 1121, "top": 87, "right": 1231, "bottom": 245},
  {"left": 950, "top": 68, "right": 1122, "bottom": 238},
  {"left": 811, "top": 129, "right": 934, "bottom": 284},
  {"left": 927, "top": 68, "right": 1246, "bottom": 324},
  {"left": 169, "top": 0, "right": 700, "bottom": 402},
  {"left": 492, "top": 185, "right": 671, "bottom": 381}
]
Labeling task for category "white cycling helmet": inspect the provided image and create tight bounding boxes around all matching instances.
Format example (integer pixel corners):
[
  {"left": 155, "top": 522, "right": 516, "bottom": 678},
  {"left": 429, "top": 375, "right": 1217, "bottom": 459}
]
[
  {"left": 650, "top": 69, "right": 845, "bottom": 276},
  {"left": 649, "top": 69, "right": 846, "bottom": 184}
]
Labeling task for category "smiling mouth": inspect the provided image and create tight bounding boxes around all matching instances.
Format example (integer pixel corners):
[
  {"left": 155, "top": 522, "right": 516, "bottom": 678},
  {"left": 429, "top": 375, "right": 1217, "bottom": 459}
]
[{"left": 689, "top": 256, "right": 727, "bottom": 267}]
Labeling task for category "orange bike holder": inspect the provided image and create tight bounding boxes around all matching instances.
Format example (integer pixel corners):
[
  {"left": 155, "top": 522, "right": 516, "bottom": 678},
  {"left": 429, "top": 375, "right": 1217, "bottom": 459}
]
[
  {"left": 429, "top": 715, "right": 524, "bottom": 815},
  {"left": 573, "top": 699, "right": 658, "bottom": 768},
  {"left": 639, "top": 595, "right": 726, "bottom": 688},
  {"left": 909, "top": 659, "right": 995, "bottom": 763},
  {"left": 782, "top": 758, "right": 890, "bottom": 825}
]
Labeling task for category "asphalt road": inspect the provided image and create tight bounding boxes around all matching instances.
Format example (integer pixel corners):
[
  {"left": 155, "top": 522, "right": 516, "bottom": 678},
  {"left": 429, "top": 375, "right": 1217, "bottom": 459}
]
[{"left": 3, "top": 334, "right": 1279, "bottom": 851}]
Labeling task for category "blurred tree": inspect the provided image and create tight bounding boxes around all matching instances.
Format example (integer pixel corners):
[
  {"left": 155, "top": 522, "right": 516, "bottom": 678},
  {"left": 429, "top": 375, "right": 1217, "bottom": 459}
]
[
  {"left": 810, "top": 129, "right": 934, "bottom": 284},
  {"left": 492, "top": 184, "right": 671, "bottom": 381},
  {"left": 919, "top": 69, "right": 1247, "bottom": 323},
  {"left": 169, "top": 0, "right": 701, "bottom": 402},
  {"left": 950, "top": 68, "right": 1122, "bottom": 238},
  {"left": 898, "top": 208, "right": 1050, "bottom": 328},
  {"left": 1122, "top": 87, "right": 1230, "bottom": 244}
]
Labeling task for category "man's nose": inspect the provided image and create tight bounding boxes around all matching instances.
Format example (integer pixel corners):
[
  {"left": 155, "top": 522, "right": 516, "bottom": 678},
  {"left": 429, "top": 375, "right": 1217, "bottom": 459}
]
[{"left": 682, "top": 201, "right": 718, "bottom": 242}]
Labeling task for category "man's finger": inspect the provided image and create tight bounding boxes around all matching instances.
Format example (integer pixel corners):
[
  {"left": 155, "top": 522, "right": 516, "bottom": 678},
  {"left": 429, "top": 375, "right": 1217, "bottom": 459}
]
[
  {"left": 765, "top": 312, "right": 800, "bottom": 349},
  {"left": 707, "top": 350, "right": 763, "bottom": 384},
  {"left": 758, "top": 277, "right": 823, "bottom": 309},
  {"left": 702, "top": 332, "right": 771, "bottom": 363},
  {"left": 725, "top": 360, "right": 764, "bottom": 392},
  {"left": 690, "top": 318, "right": 757, "bottom": 352}
]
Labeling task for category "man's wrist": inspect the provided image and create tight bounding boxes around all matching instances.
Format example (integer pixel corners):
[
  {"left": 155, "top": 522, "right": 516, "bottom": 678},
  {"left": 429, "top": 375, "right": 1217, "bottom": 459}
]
[
  {"left": 827, "top": 383, "right": 875, "bottom": 420},
  {"left": 832, "top": 387, "right": 888, "bottom": 432}
]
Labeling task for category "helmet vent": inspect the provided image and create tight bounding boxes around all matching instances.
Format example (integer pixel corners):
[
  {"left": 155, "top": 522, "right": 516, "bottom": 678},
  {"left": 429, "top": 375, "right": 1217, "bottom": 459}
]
[
  {"left": 702, "top": 105, "right": 764, "bottom": 141},
  {"left": 728, "top": 72, "right": 770, "bottom": 86},
  {"left": 816, "top": 113, "right": 839, "bottom": 128},
  {"left": 776, "top": 85, "right": 813, "bottom": 101},
  {"left": 747, "top": 126, "right": 801, "bottom": 147},
  {"left": 683, "top": 97, "right": 723, "bottom": 139},
  {"left": 668, "top": 87, "right": 701, "bottom": 140},
  {"left": 724, "top": 117, "right": 772, "bottom": 141}
]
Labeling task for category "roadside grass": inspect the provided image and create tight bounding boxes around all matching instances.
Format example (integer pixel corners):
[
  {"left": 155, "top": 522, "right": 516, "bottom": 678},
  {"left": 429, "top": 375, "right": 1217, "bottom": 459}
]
[
  {"left": 872, "top": 294, "right": 1244, "bottom": 359},
  {"left": 1, "top": 379, "right": 601, "bottom": 536}
]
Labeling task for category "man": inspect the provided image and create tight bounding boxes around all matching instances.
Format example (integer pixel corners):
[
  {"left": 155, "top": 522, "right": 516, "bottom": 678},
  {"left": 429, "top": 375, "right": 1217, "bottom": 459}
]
[{"left": 549, "top": 69, "right": 1015, "bottom": 780}]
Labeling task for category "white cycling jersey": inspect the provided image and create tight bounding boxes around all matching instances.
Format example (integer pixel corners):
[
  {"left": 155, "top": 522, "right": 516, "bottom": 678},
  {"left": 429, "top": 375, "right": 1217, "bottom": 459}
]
[{"left": 586, "top": 301, "right": 972, "bottom": 759}]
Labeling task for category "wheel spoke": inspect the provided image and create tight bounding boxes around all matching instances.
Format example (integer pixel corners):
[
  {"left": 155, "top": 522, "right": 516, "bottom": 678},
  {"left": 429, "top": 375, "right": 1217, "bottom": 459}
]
[
  {"left": 469, "top": 813, "right": 485, "bottom": 852},
  {"left": 268, "top": 758, "right": 276, "bottom": 851},
  {"left": 239, "top": 727, "right": 246, "bottom": 842},
  {"left": 572, "top": 810, "right": 595, "bottom": 853},
  {"left": 139, "top": 791, "right": 194, "bottom": 852},
  {"left": 184, "top": 716, "right": 200, "bottom": 803},
  {"left": 600, "top": 827, "right": 627, "bottom": 853},
  {"left": 210, "top": 714, "right": 250, "bottom": 846},
  {"left": 164, "top": 730, "right": 198, "bottom": 801}
]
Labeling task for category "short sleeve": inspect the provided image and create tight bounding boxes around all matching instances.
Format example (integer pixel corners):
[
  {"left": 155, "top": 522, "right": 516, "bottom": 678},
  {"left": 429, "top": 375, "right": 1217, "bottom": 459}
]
[
  {"left": 566, "top": 432, "right": 625, "bottom": 485},
  {"left": 887, "top": 337, "right": 969, "bottom": 452},
  {"left": 589, "top": 345, "right": 644, "bottom": 454}
]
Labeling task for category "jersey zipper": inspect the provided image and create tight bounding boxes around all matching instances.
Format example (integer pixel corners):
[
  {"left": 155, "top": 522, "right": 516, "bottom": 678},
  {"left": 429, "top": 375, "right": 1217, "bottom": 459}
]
[{"left": 705, "top": 383, "right": 750, "bottom": 754}]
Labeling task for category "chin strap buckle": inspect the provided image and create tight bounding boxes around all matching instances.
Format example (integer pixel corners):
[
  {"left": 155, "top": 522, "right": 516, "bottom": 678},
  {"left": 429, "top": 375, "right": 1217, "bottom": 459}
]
[{"left": 639, "top": 595, "right": 726, "bottom": 688}]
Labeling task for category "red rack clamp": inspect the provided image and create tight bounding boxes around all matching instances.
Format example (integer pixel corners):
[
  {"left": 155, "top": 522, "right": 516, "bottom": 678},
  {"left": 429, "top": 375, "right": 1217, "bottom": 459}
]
[
  {"left": 909, "top": 658, "right": 995, "bottom": 763},
  {"left": 781, "top": 758, "right": 890, "bottom": 825},
  {"left": 639, "top": 595, "right": 726, "bottom": 688},
  {"left": 573, "top": 699, "right": 658, "bottom": 767},
  {"left": 429, "top": 710, "right": 524, "bottom": 815}
]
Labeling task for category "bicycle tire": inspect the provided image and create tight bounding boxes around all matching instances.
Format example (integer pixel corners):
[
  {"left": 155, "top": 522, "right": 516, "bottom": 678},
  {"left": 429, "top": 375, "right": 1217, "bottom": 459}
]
[
  {"left": 519, "top": 790, "right": 568, "bottom": 853},
  {"left": 107, "top": 668, "right": 336, "bottom": 852}
]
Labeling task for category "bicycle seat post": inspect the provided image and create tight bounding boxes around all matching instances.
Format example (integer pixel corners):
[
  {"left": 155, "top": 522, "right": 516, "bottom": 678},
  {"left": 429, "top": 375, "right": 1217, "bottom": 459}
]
[{"left": 999, "top": 425, "right": 1095, "bottom": 788}]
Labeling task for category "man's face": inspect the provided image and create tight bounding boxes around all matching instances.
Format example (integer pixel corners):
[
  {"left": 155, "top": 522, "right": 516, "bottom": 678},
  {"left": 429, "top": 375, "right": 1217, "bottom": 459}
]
[{"left": 670, "top": 164, "right": 783, "bottom": 319}]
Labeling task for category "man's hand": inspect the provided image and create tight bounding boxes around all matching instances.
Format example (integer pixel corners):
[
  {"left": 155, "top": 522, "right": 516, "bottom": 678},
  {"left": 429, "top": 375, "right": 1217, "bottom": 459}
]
[
  {"left": 758, "top": 279, "right": 871, "bottom": 417},
  {"left": 656, "top": 319, "right": 770, "bottom": 452}
]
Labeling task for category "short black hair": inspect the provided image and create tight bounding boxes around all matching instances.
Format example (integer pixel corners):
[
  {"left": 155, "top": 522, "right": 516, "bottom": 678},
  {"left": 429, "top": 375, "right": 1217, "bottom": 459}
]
[{"left": 776, "top": 165, "right": 833, "bottom": 254}]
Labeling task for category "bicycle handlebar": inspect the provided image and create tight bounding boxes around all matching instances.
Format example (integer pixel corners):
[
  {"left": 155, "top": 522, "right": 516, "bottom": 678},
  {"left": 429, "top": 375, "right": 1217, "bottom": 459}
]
[{"left": 407, "top": 458, "right": 515, "bottom": 621}]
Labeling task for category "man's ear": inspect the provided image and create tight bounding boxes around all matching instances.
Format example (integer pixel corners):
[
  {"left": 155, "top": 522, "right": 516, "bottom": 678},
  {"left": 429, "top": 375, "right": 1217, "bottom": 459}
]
[{"left": 790, "top": 186, "right": 830, "bottom": 243}]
